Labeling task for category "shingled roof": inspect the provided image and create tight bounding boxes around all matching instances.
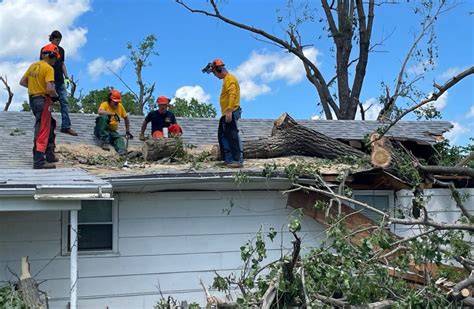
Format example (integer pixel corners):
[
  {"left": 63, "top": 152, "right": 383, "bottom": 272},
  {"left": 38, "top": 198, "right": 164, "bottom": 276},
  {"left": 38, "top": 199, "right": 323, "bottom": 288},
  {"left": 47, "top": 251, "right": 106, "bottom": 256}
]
[{"left": 0, "top": 111, "right": 452, "bottom": 169}]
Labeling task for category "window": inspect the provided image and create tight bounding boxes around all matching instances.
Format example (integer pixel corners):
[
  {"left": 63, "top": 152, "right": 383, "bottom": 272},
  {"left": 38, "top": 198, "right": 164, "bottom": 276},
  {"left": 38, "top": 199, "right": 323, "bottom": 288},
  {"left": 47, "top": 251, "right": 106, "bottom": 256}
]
[
  {"left": 351, "top": 190, "right": 394, "bottom": 223},
  {"left": 62, "top": 200, "right": 117, "bottom": 254}
]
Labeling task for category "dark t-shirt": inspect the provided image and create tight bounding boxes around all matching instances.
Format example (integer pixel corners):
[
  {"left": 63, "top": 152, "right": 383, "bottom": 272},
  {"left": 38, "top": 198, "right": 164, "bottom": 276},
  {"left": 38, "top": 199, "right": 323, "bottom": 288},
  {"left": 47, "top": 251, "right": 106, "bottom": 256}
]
[
  {"left": 145, "top": 110, "right": 177, "bottom": 133},
  {"left": 53, "top": 46, "right": 65, "bottom": 85}
]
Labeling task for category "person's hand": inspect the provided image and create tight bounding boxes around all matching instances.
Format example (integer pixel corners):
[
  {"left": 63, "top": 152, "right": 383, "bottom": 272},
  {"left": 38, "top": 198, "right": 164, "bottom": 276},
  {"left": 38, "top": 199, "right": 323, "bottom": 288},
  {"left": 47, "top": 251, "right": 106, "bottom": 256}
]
[
  {"left": 225, "top": 109, "right": 233, "bottom": 123},
  {"left": 139, "top": 133, "right": 146, "bottom": 141},
  {"left": 126, "top": 131, "right": 134, "bottom": 139},
  {"left": 64, "top": 77, "right": 70, "bottom": 88}
]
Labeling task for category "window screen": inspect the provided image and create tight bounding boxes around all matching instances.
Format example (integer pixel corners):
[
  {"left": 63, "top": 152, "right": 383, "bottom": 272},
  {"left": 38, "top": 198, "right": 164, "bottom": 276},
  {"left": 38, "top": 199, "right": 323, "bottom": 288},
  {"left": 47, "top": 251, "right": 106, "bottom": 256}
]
[{"left": 352, "top": 194, "right": 390, "bottom": 223}]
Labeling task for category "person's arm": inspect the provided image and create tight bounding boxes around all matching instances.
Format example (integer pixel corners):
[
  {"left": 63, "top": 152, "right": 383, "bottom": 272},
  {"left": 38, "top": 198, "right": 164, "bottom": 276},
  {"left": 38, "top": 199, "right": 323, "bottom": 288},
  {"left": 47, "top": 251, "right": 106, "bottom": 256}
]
[
  {"left": 97, "top": 107, "right": 115, "bottom": 116},
  {"left": 19, "top": 76, "right": 28, "bottom": 88},
  {"left": 62, "top": 62, "right": 69, "bottom": 80},
  {"left": 139, "top": 120, "right": 149, "bottom": 141},
  {"left": 46, "top": 81, "right": 58, "bottom": 97},
  {"left": 124, "top": 116, "right": 130, "bottom": 133},
  {"left": 225, "top": 80, "right": 239, "bottom": 122}
]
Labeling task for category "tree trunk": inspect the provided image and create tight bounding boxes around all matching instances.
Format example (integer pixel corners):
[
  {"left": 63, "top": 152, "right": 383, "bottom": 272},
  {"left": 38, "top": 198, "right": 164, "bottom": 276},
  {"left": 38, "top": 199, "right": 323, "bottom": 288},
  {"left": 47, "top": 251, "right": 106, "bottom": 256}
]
[
  {"left": 17, "top": 256, "right": 46, "bottom": 309},
  {"left": 244, "top": 113, "right": 365, "bottom": 159},
  {"left": 142, "top": 138, "right": 181, "bottom": 161},
  {"left": 418, "top": 165, "right": 474, "bottom": 178}
]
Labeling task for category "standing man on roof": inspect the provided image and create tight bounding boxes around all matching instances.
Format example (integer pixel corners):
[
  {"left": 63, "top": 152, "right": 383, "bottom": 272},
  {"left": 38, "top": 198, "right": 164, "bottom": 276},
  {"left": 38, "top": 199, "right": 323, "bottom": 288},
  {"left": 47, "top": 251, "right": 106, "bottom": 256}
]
[
  {"left": 19, "top": 43, "right": 60, "bottom": 169},
  {"left": 203, "top": 59, "right": 243, "bottom": 168},
  {"left": 47, "top": 30, "right": 78, "bottom": 136},
  {"left": 139, "top": 96, "right": 183, "bottom": 140},
  {"left": 94, "top": 89, "right": 133, "bottom": 156}
]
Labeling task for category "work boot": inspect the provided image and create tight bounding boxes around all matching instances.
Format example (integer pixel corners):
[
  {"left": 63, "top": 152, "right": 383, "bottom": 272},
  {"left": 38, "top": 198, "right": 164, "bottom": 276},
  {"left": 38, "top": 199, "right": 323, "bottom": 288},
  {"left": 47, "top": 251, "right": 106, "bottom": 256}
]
[
  {"left": 47, "top": 155, "right": 59, "bottom": 163},
  {"left": 61, "top": 128, "right": 78, "bottom": 136},
  {"left": 34, "top": 162, "right": 56, "bottom": 169},
  {"left": 101, "top": 143, "right": 110, "bottom": 151}
]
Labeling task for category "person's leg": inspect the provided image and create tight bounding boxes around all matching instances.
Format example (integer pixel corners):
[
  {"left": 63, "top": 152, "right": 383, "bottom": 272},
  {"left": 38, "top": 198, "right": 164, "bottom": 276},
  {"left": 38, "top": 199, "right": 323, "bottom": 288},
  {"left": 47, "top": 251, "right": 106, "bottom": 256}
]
[
  {"left": 110, "top": 130, "right": 126, "bottom": 155},
  {"left": 30, "top": 96, "right": 52, "bottom": 168},
  {"left": 226, "top": 109, "right": 243, "bottom": 164},
  {"left": 45, "top": 117, "right": 57, "bottom": 162},
  {"left": 94, "top": 116, "right": 112, "bottom": 150},
  {"left": 56, "top": 83, "right": 71, "bottom": 130},
  {"left": 218, "top": 115, "right": 233, "bottom": 163}
]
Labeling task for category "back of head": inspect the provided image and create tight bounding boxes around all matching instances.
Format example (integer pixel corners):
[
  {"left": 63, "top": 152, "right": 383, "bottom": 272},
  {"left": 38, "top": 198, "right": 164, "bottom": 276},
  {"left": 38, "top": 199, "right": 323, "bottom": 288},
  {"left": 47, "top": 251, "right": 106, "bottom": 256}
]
[{"left": 49, "top": 30, "right": 62, "bottom": 42}]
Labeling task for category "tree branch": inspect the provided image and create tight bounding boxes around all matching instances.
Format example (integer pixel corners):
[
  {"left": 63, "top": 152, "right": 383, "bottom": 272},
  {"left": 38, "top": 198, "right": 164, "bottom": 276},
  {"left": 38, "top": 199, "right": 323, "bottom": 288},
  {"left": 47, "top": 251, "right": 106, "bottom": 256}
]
[
  {"left": 378, "top": 66, "right": 474, "bottom": 138},
  {"left": 0, "top": 76, "right": 14, "bottom": 111}
]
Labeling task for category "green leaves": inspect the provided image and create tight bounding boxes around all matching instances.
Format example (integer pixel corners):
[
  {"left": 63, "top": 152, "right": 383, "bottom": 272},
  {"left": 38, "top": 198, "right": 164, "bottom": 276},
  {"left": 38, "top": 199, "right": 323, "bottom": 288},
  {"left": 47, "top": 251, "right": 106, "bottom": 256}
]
[{"left": 168, "top": 97, "right": 217, "bottom": 118}]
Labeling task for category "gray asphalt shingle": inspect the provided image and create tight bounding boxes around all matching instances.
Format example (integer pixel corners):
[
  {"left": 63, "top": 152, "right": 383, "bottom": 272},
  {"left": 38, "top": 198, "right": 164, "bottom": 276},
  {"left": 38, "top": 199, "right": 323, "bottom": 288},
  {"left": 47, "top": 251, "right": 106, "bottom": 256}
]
[{"left": 0, "top": 111, "right": 452, "bottom": 169}]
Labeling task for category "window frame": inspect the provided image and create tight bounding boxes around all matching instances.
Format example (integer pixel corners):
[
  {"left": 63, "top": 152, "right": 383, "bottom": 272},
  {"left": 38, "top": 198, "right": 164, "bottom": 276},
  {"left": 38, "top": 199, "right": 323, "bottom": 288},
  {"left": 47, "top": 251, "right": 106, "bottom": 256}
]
[
  {"left": 351, "top": 190, "right": 395, "bottom": 227},
  {"left": 61, "top": 198, "right": 119, "bottom": 256}
]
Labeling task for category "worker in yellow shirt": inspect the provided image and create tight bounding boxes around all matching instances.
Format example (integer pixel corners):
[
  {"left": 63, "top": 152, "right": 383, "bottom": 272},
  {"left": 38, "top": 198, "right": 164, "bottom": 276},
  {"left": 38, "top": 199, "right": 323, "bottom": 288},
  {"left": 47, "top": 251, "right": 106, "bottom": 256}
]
[
  {"left": 94, "top": 89, "right": 133, "bottom": 156},
  {"left": 19, "top": 43, "right": 60, "bottom": 169},
  {"left": 203, "top": 59, "right": 243, "bottom": 168}
]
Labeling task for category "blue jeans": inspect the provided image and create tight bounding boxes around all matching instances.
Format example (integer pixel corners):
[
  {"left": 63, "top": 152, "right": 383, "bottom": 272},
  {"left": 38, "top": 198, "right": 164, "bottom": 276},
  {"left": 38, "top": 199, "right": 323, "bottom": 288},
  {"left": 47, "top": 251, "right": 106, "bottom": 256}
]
[
  {"left": 218, "top": 107, "right": 244, "bottom": 164},
  {"left": 56, "top": 83, "right": 71, "bottom": 129}
]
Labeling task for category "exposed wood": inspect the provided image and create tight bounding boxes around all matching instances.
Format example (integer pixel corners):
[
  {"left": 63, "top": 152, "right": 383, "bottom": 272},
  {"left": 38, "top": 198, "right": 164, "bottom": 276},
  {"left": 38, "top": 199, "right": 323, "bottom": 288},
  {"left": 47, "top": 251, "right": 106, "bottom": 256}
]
[
  {"left": 17, "top": 256, "right": 46, "bottom": 309},
  {"left": 451, "top": 271, "right": 474, "bottom": 301},
  {"left": 368, "top": 300, "right": 397, "bottom": 308},
  {"left": 370, "top": 134, "right": 392, "bottom": 168},
  {"left": 244, "top": 113, "right": 365, "bottom": 159},
  {"left": 142, "top": 138, "right": 180, "bottom": 161},
  {"left": 261, "top": 283, "right": 277, "bottom": 309},
  {"left": 456, "top": 152, "right": 474, "bottom": 167}
]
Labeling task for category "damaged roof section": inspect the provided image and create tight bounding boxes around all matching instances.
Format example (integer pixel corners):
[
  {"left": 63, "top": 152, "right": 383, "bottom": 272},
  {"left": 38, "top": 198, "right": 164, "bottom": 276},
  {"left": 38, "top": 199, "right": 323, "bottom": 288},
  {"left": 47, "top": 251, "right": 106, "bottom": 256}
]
[{"left": 0, "top": 111, "right": 453, "bottom": 169}]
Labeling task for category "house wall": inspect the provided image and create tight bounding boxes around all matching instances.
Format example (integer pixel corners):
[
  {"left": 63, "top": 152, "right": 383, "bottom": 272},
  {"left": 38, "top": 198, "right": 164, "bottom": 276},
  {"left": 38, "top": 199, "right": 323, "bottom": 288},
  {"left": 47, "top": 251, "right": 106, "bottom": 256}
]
[
  {"left": 0, "top": 191, "right": 327, "bottom": 308},
  {"left": 394, "top": 188, "right": 474, "bottom": 238}
]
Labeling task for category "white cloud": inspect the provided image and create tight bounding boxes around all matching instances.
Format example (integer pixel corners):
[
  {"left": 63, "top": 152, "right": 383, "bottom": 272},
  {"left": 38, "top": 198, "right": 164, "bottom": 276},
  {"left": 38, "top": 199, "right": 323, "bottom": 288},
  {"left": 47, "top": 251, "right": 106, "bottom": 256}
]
[
  {"left": 438, "top": 66, "right": 466, "bottom": 81},
  {"left": 173, "top": 85, "right": 211, "bottom": 103},
  {"left": 466, "top": 105, "right": 474, "bottom": 119},
  {"left": 310, "top": 114, "right": 321, "bottom": 120},
  {"left": 239, "top": 80, "right": 271, "bottom": 101},
  {"left": 432, "top": 91, "right": 448, "bottom": 111},
  {"left": 0, "top": 61, "right": 31, "bottom": 111},
  {"left": 355, "top": 97, "right": 382, "bottom": 120},
  {"left": 233, "top": 48, "right": 320, "bottom": 101},
  {"left": 87, "top": 56, "right": 127, "bottom": 81},
  {"left": 445, "top": 121, "right": 468, "bottom": 144},
  {"left": 0, "top": 0, "right": 90, "bottom": 59},
  {"left": 407, "top": 59, "right": 436, "bottom": 75}
]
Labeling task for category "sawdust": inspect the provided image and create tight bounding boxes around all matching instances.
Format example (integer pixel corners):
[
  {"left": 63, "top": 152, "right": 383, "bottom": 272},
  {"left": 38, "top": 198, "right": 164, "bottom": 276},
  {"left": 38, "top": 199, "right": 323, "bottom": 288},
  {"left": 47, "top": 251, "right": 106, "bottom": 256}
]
[{"left": 55, "top": 143, "right": 369, "bottom": 178}]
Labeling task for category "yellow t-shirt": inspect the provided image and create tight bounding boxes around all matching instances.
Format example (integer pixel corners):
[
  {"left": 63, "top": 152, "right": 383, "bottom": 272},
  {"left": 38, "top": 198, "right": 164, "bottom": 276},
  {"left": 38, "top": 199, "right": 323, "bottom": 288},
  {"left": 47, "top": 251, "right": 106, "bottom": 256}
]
[
  {"left": 22, "top": 60, "right": 54, "bottom": 96},
  {"left": 219, "top": 73, "right": 240, "bottom": 115},
  {"left": 98, "top": 101, "right": 128, "bottom": 131}
]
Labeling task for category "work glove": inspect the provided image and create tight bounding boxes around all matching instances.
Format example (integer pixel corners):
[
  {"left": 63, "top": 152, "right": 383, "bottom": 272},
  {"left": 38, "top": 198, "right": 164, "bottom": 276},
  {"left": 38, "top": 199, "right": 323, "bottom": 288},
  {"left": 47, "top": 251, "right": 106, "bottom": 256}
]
[
  {"left": 139, "top": 133, "right": 146, "bottom": 141},
  {"left": 64, "top": 77, "right": 70, "bottom": 88},
  {"left": 126, "top": 131, "right": 134, "bottom": 139},
  {"left": 51, "top": 96, "right": 60, "bottom": 103}
]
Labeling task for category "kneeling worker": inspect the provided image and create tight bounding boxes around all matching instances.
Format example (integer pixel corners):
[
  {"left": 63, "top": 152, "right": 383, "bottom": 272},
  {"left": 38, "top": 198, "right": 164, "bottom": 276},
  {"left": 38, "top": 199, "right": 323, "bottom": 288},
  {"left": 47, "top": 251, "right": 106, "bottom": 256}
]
[
  {"left": 94, "top": 89, "right": 133, "bottom": 155},
  {"left": 139, "top": 96, "right": 183, "bottom": 141}
]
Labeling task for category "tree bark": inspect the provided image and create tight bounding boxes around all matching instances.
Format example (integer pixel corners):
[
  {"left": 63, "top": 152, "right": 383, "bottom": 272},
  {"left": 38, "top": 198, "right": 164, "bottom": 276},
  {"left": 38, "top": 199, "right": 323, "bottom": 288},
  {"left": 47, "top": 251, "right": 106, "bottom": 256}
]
[
  {"left": 17, "top": 256, "right": 46, "bottom": 309},
  {"left": 418, "top": 165, "right": 474, "bottom": 178},
  {"left": 142, "top": 138, "right": 181, "bottom": 161},
  {"left": 244, "top": 113, "right": 365, "bottom": 159},
  {"left": 1, "top": 76, "right": 14, "bottom": 111}
]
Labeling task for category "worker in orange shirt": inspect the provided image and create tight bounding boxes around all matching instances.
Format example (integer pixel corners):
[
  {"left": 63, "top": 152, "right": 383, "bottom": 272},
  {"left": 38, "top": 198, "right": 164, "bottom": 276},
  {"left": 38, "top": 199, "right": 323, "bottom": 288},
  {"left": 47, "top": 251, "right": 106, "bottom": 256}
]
[
  {"left": 203, "top": 59, "right": 243, "bottom": 168},
  {"left": 19, "top": 43, "right": 60, "bottom": 169}
]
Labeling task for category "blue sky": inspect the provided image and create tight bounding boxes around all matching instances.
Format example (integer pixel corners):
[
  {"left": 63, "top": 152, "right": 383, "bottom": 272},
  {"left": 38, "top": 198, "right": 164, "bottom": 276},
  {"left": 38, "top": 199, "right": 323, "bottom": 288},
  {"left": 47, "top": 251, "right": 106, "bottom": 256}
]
[{"left": 0, "top": 0, "right": 472, "bottom": 145}]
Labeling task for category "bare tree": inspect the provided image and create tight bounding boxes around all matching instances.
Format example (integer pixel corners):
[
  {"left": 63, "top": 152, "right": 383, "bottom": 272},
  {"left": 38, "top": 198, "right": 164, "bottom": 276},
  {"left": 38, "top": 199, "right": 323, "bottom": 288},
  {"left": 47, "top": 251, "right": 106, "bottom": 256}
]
[
  {"left": 127, "top": 34, "right": 158, "bottom": 115},
  {"left": 177, "top": 0, "right": 470, "bottom": 124},
  {"left": 0, "top": 75, "right": 14, "bottom": 111}
]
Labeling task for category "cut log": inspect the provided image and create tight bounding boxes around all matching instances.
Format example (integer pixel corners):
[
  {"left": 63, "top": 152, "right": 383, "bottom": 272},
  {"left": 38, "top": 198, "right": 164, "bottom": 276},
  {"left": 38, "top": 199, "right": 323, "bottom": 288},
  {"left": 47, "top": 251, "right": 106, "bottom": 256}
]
[
  {"left": 17, "top": 256, "right": 46, "bottom": 309},
  {"left": 418, "top": 165, "right": 474, "bottom": 178},
  {"left": 142, "top": 138, "right": 180, "bottom": 161},
  {"left": 244, "top": 113, "right": 365, "bottom": 159},
  {"left": 370, "top": 134, "right": 392, "bottom": 168}
]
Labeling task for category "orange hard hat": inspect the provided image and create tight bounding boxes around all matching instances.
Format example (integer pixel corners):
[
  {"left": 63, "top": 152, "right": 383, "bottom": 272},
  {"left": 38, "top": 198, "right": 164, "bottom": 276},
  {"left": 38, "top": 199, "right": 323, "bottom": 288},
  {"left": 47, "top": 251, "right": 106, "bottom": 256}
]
[
  {"left": 109, "top": 89, "right": 122, "bottom": 103},
  {"left": 156, "top": 96, "right": 171, "bottom": 105},
  {"left": 41, "top": 43, "right": 60, "bottom": 59},
  {"left": 212, "top": 59, "right": 225, "bottom": 67}
]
